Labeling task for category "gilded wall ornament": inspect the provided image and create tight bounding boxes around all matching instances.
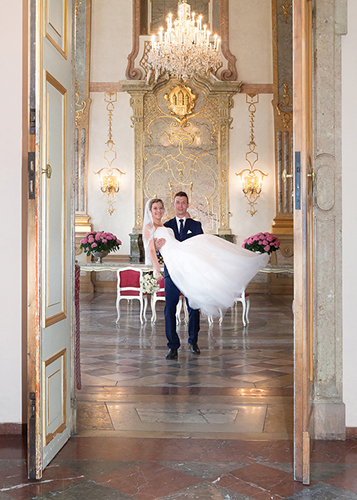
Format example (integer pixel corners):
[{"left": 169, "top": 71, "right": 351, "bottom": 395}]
[
  {"left": 164, "top": 84, "right": 197, "bottom": 122},
  {"left": 281, "top": 0, "right": 292, "bottom": 22},
  {"left": 276, "top": 83, "right": 293, "bottom": 129}
]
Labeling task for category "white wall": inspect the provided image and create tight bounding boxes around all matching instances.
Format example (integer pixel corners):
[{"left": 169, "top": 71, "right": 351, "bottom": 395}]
[
  {"left": 342, "top": 1, "right": 357, "bottom": 428},
  {"left": 229, "top": 0, "right": 273, "bottom": 84},
  {"left": 0, "top": 0, "right": 23, "bottom": 423}
]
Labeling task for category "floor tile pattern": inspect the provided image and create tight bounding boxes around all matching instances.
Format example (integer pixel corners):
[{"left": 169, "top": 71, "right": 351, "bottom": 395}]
[
  {"left": 1, "top": 436, "right": 357, "bottom": 499},
  {"left": 77, "top": 293, "right": 294, "bottom": 438},
  {"left": 1, "top": 293, "right": 356, "bottom": 499}
]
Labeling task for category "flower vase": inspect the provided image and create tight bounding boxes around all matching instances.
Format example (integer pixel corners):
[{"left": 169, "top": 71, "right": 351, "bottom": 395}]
[{"left": 92, "top": 251, "right": 109, "bottom": 263}]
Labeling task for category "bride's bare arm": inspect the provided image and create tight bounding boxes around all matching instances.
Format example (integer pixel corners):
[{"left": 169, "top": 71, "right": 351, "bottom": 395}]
[
  {"left": 148, "top": 238, "right": 164, "bottom": 277},
  {"left": 144, "top": 224, "right": 165, "bottom": 277}
]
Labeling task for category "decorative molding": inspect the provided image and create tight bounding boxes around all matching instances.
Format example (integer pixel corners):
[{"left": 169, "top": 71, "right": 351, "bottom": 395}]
[
  {"left": 75, "top": 0, "right": 92, "bottom": 219},
  {"left": 89, "top": 82, "right": 123, "bottom": 92},
  {"left": 89, "top": 81, "right": 269, "bottom": 94},
  {"left": 241, "top": 84, "right": 274, "bottom": 94},
  {"left": 220, "top": 0, "right": 237, "bottom": 81},
  {"left": 126, "top": 0, "right": 143, "bottom": 80},
  {"left": 276, "top": 83, "right": 293, "bottom": 129},
  {"left": 281, "top": 0, "right": 292, "bottom": 22}
]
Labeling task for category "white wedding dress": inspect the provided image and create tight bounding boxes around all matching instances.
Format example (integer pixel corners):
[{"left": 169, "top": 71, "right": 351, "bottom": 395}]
[{"left": 155, "top": 226, "right": 269, "bottom": 317}]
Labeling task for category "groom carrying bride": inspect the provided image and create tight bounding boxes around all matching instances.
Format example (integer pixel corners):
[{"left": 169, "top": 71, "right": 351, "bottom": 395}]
[{"left": 156, "top": 191, "right": 203, "bottom": 360}]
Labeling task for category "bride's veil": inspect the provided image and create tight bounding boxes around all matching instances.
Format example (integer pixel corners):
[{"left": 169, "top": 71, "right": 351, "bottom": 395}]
[{"left": 142, "top": 199, "right": 155, "bottom": 265}]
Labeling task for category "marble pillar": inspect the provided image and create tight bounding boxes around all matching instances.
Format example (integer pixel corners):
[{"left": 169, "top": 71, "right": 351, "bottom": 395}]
[{"left": 312, "top": 0, "right": 347, "bottom": 440}]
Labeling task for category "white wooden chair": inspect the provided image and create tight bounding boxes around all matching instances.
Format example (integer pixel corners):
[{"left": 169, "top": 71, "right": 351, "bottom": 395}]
[
  {"left": 116, "top": 267, "right": 147, "bottom": 324},
  {"left": 175, "top": 294, "right": 189, "bottom": 325},
  {"left": 150, "top": 277, "right": 165, "bottom": 323},
  {"left": 207, "top": 292, "right": 250, "bottom": 327},
  {"left": 150, "top": 277, "right": 188, "bottom": 325}
]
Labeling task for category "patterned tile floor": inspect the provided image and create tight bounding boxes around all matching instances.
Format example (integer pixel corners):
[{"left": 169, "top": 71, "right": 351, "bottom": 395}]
[
  {"left": 77, "top": 292, "right": 294, "bottom": 439},
  {"left": 1, "top": 293, "right": 357, "bottom": 499}
]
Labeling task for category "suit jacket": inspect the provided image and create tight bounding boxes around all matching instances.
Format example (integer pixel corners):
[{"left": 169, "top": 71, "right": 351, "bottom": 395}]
[
  {"left": 164, "top": 217, "right": 203, "bottom": 242},
  {"left": 163, "top": 217, "right": 203, "bottom": 279}
]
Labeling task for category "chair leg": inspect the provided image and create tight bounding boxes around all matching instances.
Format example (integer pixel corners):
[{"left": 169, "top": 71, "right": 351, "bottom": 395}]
[
  {"left": 176, "top": 298, "right": 182, "bottom": 325},
  {"left": 208, "top": 315, "right": 213, "bottom": 325},
  {"left": 241, "top": 298, "right": 246, "bottom": 327},
  {"left": 138, "top": 297, "right": 143, "bottom": 325},
  {"left": 246, "top": 298, "right": 250, "bottom": 324},
  {"left": 183, "top": 297, "right": 189, "bottom": 324},
  {"left": 116, "top": 296, "right": 121, "bottom": 323},
  {"left": 151, "top": 296, "right": 157, "bottom": 323},
  {"left": 143, "top": 295, "right": 148, "bottom": 322},
  {"left": 219, "top": 309, "right": 223, "bottom": 325}
]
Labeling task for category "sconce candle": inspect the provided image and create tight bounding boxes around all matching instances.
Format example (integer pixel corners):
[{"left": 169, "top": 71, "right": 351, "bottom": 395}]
[{"left": 236, "top": 94, "right": 267, "bottom": 216}]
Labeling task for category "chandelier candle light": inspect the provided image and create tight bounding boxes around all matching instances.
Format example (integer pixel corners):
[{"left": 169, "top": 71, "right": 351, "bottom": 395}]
[
  {"left": 148, "top": 0, "right": 222, "bottom": 81},
  {"left": 95, "top": 92, "right": 125, "bottom": 216}
]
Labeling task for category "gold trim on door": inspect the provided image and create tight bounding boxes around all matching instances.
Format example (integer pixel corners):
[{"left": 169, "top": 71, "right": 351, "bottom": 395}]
[
  {"left": 44, "top": 71, "right": 67, "bottom": 328},
  {"left": 45, "top": 0, "right": 68, "bottom": 59},
  {"left": 44, "top": 348, "right": 67, "bottom": 445}
]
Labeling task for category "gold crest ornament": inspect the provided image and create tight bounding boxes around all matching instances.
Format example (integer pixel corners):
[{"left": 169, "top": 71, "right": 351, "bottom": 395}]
[{"left": 164, "top": 84, "right": 197, "bottom": 122}]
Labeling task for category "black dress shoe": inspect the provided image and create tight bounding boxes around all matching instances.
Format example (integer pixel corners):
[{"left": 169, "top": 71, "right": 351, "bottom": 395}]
[
  {"left": 190, "top": 343, "right": 200, "bottom": 355},
  {"left": 165, "top": 349, "right": 178, "bottom": 359}
]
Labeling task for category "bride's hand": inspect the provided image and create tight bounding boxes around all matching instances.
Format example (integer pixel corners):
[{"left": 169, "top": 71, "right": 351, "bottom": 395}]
[
  {"left": 154, "top": 238, "right": 166, "bottom": 252},
  {"left": 154, "top": 269, "right": 163, "bottom": 280}
]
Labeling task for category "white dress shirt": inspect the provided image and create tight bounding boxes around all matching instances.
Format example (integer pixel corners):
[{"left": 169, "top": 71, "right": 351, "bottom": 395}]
[{"left": 175, "top": 216, "right": 186, "bottom": 233}]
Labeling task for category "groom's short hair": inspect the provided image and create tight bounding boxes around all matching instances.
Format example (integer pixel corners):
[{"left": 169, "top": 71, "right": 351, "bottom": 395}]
[{"left": 174, "top": 191, "right": 189, "bottom": 202}]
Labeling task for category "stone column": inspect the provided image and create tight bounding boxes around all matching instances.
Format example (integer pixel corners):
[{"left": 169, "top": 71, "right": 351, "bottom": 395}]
[
  {"left": 121, "top": 81, "right": 149, "bottom": 262},
  {"left": 312, "top": 0, "right": 347, "bottom": 439}
]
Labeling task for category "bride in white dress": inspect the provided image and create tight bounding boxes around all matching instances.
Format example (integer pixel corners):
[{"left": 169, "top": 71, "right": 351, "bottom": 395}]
[{"left": 143, "top": 198, "right": 269, "bottom": 317}]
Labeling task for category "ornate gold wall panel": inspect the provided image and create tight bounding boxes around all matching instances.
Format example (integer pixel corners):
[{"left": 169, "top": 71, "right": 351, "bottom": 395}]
[
  {"left": 74, "top": 0, "right": 92, "bottom": 250},
  {"left": 121, "top": 75, "right": 241, "bottom": 261}
]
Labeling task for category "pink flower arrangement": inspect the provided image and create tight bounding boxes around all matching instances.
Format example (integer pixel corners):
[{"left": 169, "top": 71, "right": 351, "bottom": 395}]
[
  {"left": 243, "top": 232, "right": 280, "bottom": 255},
  {"left": 80, "top": 231, "right": 122, "bottom": 257}
]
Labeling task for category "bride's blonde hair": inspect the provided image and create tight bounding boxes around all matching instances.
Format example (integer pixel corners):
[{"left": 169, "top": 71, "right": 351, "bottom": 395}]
[{"left": 149, "top": 198, "right": 164, "bottom": 211}]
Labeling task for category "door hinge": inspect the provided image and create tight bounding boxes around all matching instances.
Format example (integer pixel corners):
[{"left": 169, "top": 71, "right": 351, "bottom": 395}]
[
  {"left": 28, "top": 152, "right": 36, "bottom": 200},
  {"left": 71, "top": 396, "right": 76, "bottom": 409}
]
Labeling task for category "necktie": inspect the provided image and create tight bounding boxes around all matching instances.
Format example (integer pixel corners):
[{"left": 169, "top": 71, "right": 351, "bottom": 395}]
[{"left": 179, "top": 219, "right": 184, "bottom": 240}]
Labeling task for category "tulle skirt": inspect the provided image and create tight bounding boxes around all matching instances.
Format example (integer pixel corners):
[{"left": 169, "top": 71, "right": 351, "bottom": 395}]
[{"left": 159, "top": 232, "right": 269, "bottom": 317}]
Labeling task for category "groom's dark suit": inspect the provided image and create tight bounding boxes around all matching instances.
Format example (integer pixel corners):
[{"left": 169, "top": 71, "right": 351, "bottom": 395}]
[{"left": 163, "top": 217, "right": 203, "bottom": 350}]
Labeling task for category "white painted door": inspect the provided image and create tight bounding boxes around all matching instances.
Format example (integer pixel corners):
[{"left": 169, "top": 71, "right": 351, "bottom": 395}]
[
  {"left": 293, "top": 0, "right": 314, "bottom": 485},
  {"left": 28, "top": 0, "right": 74, "bottom": 479}
]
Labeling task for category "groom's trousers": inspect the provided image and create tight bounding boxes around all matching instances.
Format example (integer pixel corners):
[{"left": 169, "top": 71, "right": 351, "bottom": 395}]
[{"left": 164, "top": 271, "right": 200, "bottom": 350}]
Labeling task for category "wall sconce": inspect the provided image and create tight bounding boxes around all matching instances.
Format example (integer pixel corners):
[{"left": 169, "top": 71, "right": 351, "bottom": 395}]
[
  {"left": 236, "top": 94, "right": 267, "bottom": 216},
  {"left": 95, "top": 92, "right": 125, "bottom": 216}
]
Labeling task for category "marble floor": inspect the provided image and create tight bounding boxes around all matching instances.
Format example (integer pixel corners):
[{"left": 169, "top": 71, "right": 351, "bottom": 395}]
[
  {"left": 77, "top": 292, "right": 294, "bottom": 439},
  {"left": 1, "top": 293, "right": 357, "bottom": 499}
]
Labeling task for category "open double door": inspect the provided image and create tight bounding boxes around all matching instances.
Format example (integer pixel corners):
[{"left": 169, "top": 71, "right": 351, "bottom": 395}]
[
  {"left": 27, "top": 0, "right": 315, "bottom": 483},
  {"left": 27, "top": 0, "right": 74, "bottom": 479}
]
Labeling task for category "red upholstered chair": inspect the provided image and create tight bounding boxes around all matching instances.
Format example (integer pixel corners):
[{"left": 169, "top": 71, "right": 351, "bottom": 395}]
[{"left": 116, "top": 267, "right": 147, "bottom": 324}]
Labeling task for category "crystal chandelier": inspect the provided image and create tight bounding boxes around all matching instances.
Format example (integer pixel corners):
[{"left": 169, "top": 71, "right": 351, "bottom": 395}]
[{"left": 148, "top": 0, "right": 222, "bottom": 82}]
